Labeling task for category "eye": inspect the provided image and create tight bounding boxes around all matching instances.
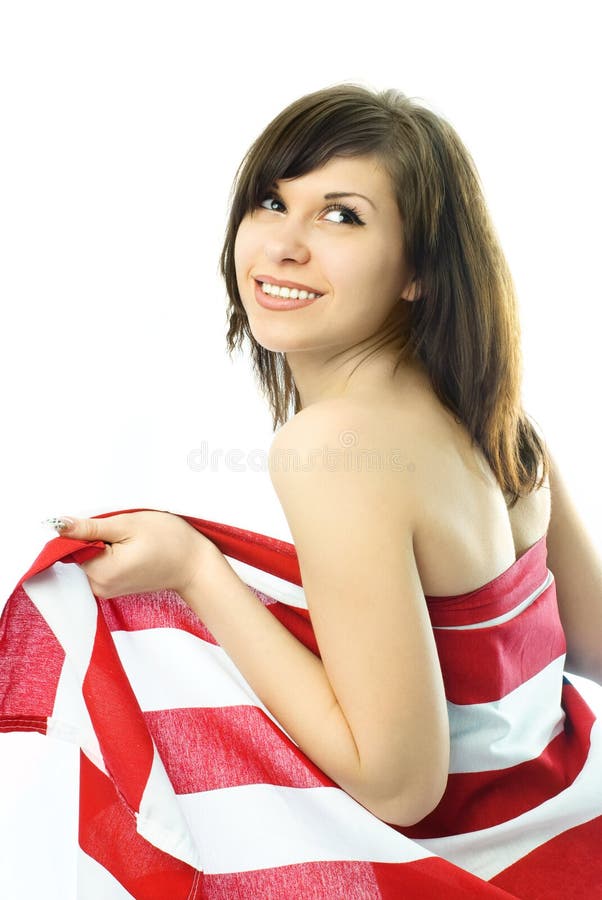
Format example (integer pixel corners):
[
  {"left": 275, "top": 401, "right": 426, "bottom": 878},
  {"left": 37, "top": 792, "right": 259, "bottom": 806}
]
[
  {"left": 322, "top": 202, "right": 365, "bottom": 226},
  {"left": 257, "top": 194, "right": 365, "bottom": 227},
  {"left": 258, "top": 196, "right": 285, "bottom": 213}
]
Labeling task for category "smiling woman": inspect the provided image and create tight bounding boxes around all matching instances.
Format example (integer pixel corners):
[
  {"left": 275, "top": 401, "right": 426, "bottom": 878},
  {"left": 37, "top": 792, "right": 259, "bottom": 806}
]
[
  {"left": 215, "top": 82, "right": 602, "bottom": 897},
  {"left": 2, "top": 82, "right": 601, "bottom": 900}
]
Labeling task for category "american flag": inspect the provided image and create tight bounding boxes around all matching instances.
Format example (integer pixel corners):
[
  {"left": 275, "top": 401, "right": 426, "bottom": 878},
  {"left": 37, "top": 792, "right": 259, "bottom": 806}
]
[{"left": 1, "top": 508, "right": 600, "bottom": 898}]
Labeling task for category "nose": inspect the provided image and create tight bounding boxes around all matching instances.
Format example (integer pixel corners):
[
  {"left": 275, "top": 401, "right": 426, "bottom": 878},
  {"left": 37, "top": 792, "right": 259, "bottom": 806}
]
[{"left": 263, "top": 217, "right": 311, "bottom": 265}]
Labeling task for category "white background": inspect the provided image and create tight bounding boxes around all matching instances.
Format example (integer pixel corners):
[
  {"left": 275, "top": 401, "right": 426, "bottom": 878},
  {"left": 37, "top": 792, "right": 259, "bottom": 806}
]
[{"left": 0, "top": 1, "right": 600, "bottom": 709}]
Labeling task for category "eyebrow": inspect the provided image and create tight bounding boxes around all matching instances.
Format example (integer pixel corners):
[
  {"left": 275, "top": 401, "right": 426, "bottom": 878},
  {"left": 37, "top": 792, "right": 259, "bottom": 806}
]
[
  {"left": 323, "top": 191, "right": 376, "bottom": 210},
  {"left": 269, "top": 182, "right": 376, "bottom": 211}
]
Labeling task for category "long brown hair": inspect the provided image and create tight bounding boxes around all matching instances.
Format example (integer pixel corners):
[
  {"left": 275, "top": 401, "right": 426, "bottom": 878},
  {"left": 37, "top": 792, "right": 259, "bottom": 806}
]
[{"left": 219, "top": 83, "right": 549, "bottom": 507}]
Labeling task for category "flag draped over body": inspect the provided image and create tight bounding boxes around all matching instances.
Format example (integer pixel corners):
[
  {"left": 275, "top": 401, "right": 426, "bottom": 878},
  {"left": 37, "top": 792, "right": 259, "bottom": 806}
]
[{"left": 1, "top": 507, "right": 600, "bottom": 899}]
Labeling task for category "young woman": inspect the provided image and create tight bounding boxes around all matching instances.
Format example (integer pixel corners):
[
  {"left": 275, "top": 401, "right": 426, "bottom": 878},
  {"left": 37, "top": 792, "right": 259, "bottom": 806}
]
[{"left": 46, "top": 84, "right": 602, "bottom": 895}]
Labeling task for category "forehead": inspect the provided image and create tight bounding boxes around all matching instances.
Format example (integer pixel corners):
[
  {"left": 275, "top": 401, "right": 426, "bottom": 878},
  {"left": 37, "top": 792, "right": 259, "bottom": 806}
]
[{"left": 275, "top": 154, "right": 394, "bottom": 200}]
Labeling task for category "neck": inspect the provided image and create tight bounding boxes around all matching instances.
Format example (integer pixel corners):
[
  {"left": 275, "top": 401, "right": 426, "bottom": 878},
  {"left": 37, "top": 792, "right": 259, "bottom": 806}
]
[{"left": 284, "top": 346, "right": 429, "bottom": 411}]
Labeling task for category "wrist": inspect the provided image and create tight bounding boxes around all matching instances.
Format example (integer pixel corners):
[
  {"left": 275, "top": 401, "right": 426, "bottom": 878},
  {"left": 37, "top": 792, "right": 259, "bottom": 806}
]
[{"left": 177, "top": 533, "right": 224, "bottom": 600}]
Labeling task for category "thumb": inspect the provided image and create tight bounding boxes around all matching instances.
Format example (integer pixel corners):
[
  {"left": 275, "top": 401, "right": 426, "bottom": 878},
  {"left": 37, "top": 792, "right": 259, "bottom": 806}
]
[{"left": 44, "top": 515, "right": 121, "bottom": 543}]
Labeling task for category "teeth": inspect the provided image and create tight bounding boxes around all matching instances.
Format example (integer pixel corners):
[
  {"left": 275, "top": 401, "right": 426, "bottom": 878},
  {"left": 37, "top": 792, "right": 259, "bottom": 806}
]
[{"left": 261, "top": 281, "right": 321, "bottom": 300}]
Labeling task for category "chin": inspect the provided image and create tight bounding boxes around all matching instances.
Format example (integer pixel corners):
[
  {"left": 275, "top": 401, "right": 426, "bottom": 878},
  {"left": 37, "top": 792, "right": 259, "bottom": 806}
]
[{"left": 245, "top": 323, "right": 304, "bottom": 355}]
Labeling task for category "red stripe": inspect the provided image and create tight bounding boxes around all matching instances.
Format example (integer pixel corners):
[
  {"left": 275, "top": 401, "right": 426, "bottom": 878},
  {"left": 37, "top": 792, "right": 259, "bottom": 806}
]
[
  {"left": 82, "top": 607, "right": 154, "bottom": 812},
  {"left": 490, "top": 813, "right": 602, "bottom": 899},
  {"left": 79, "top": 751, "right": 202, "bottom": 899},
  {"left": 145, "top": 705, "right": 334, "bottom": 794},
  {"left": 99, "top": 589, "right": 220, "bottom": 644},
  {"left": 16, "top": 536, "right": 107, "bottom": 589},
  {"left": 373, "top": 858, "right": 519, "bottom": 898},
  {"left": 99, "top": 590, "right": 319, "bottom": 655},
  {"left": 200, "top": 857, "right": 517, "bottom": 898},
  {"left": 179, "top": 514, "right": 302, "bottom": 586},
  {"left": 0, "top": 586, "right": 64, "bottom": 717},
  {"left": 432, "top": 584, "right": 565, "bottom": 704},
  {"left": 0, "top": 715, "right": 47, "bottom": 734},
  {"left": 398, "top": 682, "right": 595, "bottom": 838}
]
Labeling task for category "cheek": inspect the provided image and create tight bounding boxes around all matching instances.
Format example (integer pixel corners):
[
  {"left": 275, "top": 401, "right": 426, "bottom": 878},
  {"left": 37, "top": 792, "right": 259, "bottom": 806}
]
[
  {"left": 362, "top": 244, "right": 406, "bottom": 299},
  {"left": 233, "top": 216, "right": 256, "bottom": 264},
  {"left": 327, "top": 246, "right": 405, "bottom": 326},
  {"left": 233, "top": 224, "right": 258, "bottom": 310},
  {"left": 330, "top": 243, "right": 396, "bottom": 299}
]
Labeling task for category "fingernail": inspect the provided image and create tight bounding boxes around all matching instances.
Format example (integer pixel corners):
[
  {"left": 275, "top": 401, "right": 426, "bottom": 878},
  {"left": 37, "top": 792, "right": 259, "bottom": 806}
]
[{"left": 42, "top": 517, "right": 76, "bottom": 533}]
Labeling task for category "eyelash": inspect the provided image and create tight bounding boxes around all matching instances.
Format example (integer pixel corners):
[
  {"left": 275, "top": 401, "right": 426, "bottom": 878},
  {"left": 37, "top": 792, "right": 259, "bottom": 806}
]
[{"left": 257, "top": 194, "right": 366, "bottom": 227}]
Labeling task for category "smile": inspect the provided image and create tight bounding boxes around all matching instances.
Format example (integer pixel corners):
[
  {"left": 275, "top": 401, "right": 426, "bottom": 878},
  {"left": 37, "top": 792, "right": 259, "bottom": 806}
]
[
  {"left": 259, "top": 280, "right": 323, "bottom": 300},
  {"left": 253, "top": 279, "right": 324, "bottom": 311}
]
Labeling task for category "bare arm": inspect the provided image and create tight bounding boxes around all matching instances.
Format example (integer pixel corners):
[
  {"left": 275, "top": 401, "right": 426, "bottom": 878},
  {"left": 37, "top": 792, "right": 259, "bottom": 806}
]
[
  {"left": 181, "top": 400, "right": 449, "bottom": 826},
  {"left": 180, "top": 543, "right": 368, "bottom": 800},
  {"left": 545, "top": 449, "right": 602, "bottom": 685},
  {"left": 271, "top": 401, "right": 449, "bottom": 819}
]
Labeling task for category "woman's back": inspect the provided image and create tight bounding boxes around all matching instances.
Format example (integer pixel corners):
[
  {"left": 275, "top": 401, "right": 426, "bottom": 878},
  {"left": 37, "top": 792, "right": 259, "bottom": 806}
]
[
  {"left": 402, "top": 384, "right": 550, "bottom": 599},
  {"left": 311, "top": 369, "right": 551, "bottom": 601},
  {"left": 304, "top": 378, "right": 602, "bottom": 896}
]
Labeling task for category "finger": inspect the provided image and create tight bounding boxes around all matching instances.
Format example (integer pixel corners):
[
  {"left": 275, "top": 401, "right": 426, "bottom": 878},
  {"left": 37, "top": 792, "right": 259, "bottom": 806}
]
[
  {"left": 79, "top": 542, "right": 114, "bottom": 587},
  {"left": 47, "top": 514, "right": 126, "bottom": 543}
]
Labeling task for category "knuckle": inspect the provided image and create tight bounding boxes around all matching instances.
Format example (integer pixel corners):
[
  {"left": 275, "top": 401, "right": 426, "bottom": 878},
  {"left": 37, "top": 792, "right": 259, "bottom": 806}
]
[{"left": 79, "top": 519, "right": 96, "bottom": 540}]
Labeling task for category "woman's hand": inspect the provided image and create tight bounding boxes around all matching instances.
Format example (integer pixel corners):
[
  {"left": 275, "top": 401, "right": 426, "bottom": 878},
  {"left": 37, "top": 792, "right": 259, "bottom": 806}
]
[{"left": 52, "top": 511, "right": 217, "bottom": 599}]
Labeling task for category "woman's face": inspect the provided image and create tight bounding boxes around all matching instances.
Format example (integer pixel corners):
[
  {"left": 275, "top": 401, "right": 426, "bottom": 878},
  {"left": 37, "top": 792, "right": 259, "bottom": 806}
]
[{"left": 233, "top": 154, "right": 415, "bottom": 355}]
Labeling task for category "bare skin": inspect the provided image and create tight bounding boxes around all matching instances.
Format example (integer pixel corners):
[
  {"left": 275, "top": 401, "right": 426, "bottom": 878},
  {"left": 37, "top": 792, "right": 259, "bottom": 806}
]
[
  {"left": 234, "top": 154, "right": 421, "bottom": 410},
  {"left": 61, "top": 151, "right": 601, "bottom": 831},
  {"left": 234, "top": 148, "right": 553, "bottom": 599},
  {"left": 359, "top": 380, "right": 553, "bottom": 599},
  {"left": 230, "top": 149, "right": 601, "bottom": 819}
]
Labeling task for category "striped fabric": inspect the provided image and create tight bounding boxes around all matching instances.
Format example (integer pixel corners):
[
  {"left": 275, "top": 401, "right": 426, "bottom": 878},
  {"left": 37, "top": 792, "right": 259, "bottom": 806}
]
[
  {"left": 1, "top": 507, "right": 600, "bottom": 898},
  {"left": 396, "top": 533, "right": 602, "bottom": 896}
]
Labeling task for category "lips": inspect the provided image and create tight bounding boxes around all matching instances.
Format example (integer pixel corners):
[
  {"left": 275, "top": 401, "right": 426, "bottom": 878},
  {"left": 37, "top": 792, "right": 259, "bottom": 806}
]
[
  {"left": 253, "top": 278, "right": 322, "bottom": 311},
  {"left": 253, "top": 275, "right": 324, "bottom": 296}
]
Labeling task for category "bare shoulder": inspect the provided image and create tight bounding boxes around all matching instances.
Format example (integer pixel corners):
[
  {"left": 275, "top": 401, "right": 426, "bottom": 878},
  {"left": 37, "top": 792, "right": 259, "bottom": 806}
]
[
  {"left": 269, "top": 395, "right": 420, "bottom": 506},
  {"left": 270, "top": 395, "right": 395, "bottom": 446}
]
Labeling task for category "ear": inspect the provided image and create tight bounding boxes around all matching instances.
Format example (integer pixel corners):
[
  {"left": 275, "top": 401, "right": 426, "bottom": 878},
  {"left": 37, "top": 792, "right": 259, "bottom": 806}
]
[{"left": 400, "top": 276, "right": 421, "bottom": 303}]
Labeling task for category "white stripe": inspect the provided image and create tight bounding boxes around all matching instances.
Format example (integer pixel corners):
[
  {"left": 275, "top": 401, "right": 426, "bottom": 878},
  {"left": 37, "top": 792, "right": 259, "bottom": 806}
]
[
  {"left": 176, "top": 783, "right": 432, "bottom": 874},
  {"left": 23, "top": 563, "right": 98, "bottom": 682},
  {"left": 77, "top": 850, "right": 136, "bottom": 899},
  {"left": 46, "top": 658, "right": 106, "bottom": 773},
  {"left": 0, "top": 731, "right": 79, "bottom": 899},
  {"left": 23, "top": 563, "right": 106, "bottom": 767},
  {"left": 137, "top": 746, "right": 203, "bottom": 871},
  {"left": 112, "top": 627, "right": 297, "bottom": 742},
  {"left": 434, "top": 570, "right": 554, "bottom": 630},
  {"left": 224, "top": 554, "right": 308, "bottom": 609},
  {"left": 448, "top": 655, "right": 566, "bottom": 773},
  {"left": 419, "top": 712, "right": 602, "bottom": 881},
  {"left": 115, "top": 629, "right": 567, "bottom": 776}
]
